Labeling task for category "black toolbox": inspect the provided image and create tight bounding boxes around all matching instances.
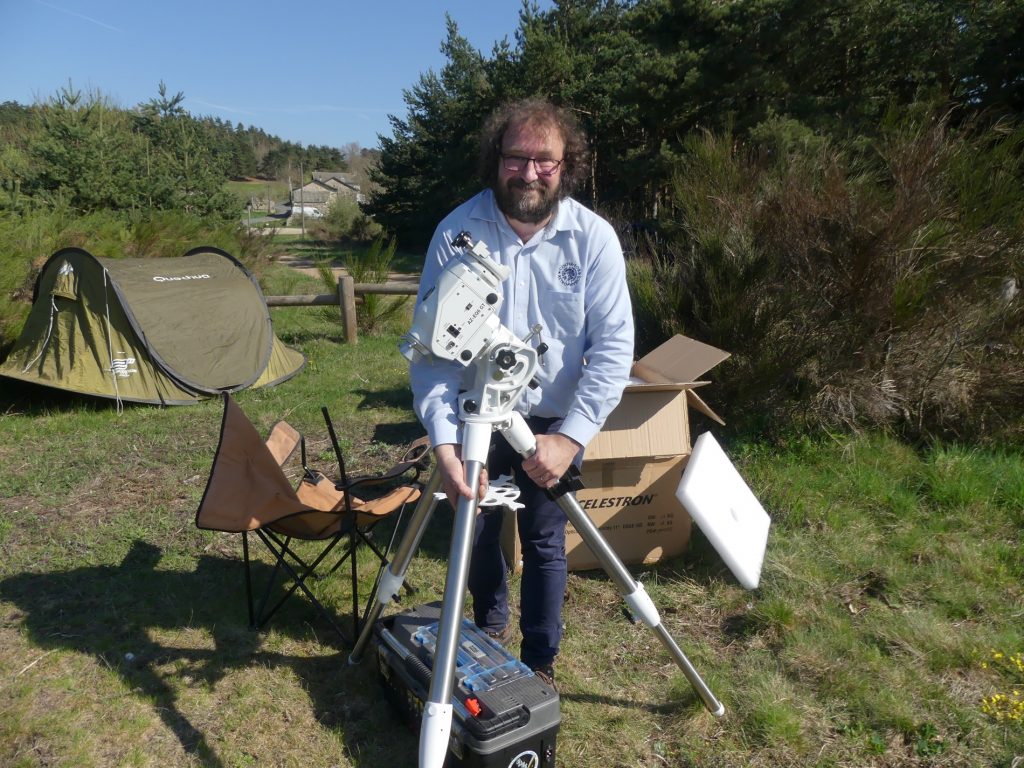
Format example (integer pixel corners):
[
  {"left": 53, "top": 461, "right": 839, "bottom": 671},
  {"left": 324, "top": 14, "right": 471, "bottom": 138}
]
[{"left": 373, "top": 602, "right": 560, "bottom": 768}]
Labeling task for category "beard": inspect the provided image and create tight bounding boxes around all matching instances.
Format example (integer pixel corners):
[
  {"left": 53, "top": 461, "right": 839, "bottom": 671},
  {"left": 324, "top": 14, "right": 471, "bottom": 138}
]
[{"left": 494, "top": 178, "right": 560, "bottom": 224}]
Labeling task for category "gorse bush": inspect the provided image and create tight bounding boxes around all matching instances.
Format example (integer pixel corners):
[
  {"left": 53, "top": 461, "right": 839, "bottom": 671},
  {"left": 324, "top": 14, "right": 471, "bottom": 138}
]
[
  {"left": 980, "top": 649, "right": 1024, "bottom": 725},
  {"left": 624, "top": 246, "right": 687, "bottom": 352},
  {"left": 631, "top": 113, "right": 1024, "bottom": 442}
]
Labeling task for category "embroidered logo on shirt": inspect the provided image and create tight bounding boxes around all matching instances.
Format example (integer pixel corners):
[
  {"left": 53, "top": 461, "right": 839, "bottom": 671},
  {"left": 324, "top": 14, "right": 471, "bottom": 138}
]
[{"left": 557, "top": 263, "right": 581, "bottom": 288}]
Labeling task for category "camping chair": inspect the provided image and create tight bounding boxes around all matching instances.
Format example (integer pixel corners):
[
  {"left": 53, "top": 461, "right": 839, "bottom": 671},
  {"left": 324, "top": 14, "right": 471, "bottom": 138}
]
[{"left": 195, "top": 393, "right": 430, "bottom": 644}]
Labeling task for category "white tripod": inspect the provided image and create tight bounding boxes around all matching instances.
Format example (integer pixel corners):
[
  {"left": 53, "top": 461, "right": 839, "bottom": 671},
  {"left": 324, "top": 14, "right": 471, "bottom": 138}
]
[{"left": 348, "top": 234, "right": 723, "bottom": 768}]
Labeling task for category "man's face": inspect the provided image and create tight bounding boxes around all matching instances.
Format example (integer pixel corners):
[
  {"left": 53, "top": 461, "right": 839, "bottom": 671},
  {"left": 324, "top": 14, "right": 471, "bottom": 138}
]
[{"left": 493, "top": 120, "right": 565, "bottom": 224}]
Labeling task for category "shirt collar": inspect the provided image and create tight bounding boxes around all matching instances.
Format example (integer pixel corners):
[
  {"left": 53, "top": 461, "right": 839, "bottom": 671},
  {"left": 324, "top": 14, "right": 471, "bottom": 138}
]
[{"left": 469, "top": 189, "right": 583, "bottom": 240}]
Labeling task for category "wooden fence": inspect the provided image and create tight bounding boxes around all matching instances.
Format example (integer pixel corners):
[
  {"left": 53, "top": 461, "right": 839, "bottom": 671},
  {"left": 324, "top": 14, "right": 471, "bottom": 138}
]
[{"left": 265, "top": 276, "right": 418, "bottom": 343}]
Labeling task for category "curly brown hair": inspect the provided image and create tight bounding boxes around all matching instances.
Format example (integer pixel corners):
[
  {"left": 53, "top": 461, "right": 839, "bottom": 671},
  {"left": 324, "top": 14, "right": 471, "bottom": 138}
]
[{"left": 478, "top": 97, "right": 589, "bottom": 198}]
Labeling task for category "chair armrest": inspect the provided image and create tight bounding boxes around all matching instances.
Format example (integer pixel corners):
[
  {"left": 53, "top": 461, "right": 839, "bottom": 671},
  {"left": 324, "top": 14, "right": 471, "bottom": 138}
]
[
  {"left": 328, "top": 436, "right": 431, "bottom": 494},
  {"left": 401, "top": 436, "right": 432, "bottom": 471},
  {"left": 340, "top": 462, "right": 419, "bottom": 494}
]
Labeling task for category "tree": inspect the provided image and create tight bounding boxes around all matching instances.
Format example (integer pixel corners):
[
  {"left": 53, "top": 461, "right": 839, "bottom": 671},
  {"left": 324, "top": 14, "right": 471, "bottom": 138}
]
[
  {"left": 0, "top": 102, "right": 34, "bottom": 209},
  {"left": 363, "top": 16, "right": 500, "bottom": 249},
  {"left": 339, "top": 142, "right": 381, "bottom": 193},
  {"left": 132, "top": 83, "right": 235, "bottom": 216},
  {"left": 366, "top": 0, "right": 1024, "bottom": 239},
  {"left": 515, "top": 0, "right": 650, "bottom": 212},
  {"left": 29, "top": 84, "right": 143, "bottom": 212},
  {"left": 4, "top": 82, "right": 356, "bottom": 217},
  {"left": 141, "top": 81, "right": 186, "bottom": 120}
]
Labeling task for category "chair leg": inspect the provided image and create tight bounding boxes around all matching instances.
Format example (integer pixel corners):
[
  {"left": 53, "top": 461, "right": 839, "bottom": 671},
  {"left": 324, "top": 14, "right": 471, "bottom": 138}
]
[
  {"left": 258, "top": 531, "right": 334, "bottom": 621},
  {"left": 350, "top": 525, "right": 359, "bottom": 639},
  {"left": 356, "top": 529, "right": 389, "bottom": 563},
  {"left": 253, "top": 532, "right": 291, "bottom": 628},
  {"left": 243, "top": 504, "right": 423, "bottom": 646},
  {"left": 252, "top": 529, "right": 353, "bottom": 645},
  {"left": 243, "top": 531, "right": 255, "bottom": 627}
]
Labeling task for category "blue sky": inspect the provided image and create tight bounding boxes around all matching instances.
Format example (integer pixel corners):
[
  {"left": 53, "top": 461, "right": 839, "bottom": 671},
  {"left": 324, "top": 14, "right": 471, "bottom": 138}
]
[{"left": 0, "top": 0, "right": 553, "bottom": 151}]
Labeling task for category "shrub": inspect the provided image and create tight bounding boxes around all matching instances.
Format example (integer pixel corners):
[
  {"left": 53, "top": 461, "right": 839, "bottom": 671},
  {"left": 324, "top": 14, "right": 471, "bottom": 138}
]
[
  {"left": 980, "top": 649, "right": 1024, "bottom": 725},
  {"left": 121, "top": 210, "right": 278, "bottom": 276},
  {"left": 624, "top": 248, "right": 684, "bottom": 354},
  {"left": 631, "top": 114, "right": 1024, "bottom": 442},
  {"left": 310, "top": 196, "right": 381, "bottom": 242},
  {"left": 315, "top": 234, "right": 409, "bottom": 336}
]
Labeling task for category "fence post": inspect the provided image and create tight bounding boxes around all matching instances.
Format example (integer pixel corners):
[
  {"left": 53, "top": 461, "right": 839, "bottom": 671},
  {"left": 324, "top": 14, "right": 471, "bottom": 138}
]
[{"left": 338, "top": 275, "right": 358, "bottom": 344}]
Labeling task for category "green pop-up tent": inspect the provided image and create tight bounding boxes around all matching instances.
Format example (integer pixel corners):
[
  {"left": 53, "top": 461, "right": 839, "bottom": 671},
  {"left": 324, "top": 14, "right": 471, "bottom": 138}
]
[{"left": 0, "top": 246, "right": 306, "bottom": 405}]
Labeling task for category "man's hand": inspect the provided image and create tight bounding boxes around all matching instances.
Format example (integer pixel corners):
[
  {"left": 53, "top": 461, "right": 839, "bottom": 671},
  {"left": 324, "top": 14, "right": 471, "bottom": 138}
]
[
  {"left": 433, "top": 443, "right": 489, "bottom": 509},
  {"left": 522, "top": 433, "right": 581, "bottom": 489}
]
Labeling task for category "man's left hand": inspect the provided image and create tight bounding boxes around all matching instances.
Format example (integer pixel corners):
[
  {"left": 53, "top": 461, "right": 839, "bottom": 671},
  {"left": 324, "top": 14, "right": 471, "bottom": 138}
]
[{"left": 522, "top": 433, "right": 582, "bottom": 489}]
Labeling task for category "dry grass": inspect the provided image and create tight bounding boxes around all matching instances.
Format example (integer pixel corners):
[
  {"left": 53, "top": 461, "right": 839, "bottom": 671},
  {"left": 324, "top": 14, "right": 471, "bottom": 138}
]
[{"left": 2, "top": 407, "right": 1023, "bottom": 766}]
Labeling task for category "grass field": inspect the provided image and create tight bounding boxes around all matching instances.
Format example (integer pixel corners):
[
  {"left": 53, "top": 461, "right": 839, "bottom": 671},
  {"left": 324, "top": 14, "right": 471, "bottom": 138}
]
[{"left": 1, "top": 265, "right": 1022, "bottom": 767}]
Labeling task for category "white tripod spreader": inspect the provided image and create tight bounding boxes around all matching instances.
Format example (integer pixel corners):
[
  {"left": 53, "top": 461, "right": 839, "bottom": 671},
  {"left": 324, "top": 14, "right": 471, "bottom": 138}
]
[{"left": 349, "top": 233, "right": 724, "bottom": 768}]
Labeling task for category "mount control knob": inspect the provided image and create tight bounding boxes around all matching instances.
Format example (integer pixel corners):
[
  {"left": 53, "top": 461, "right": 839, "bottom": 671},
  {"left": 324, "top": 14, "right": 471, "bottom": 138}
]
[{"left": 495, "top": 349, "right": 516, "bottom": 370}]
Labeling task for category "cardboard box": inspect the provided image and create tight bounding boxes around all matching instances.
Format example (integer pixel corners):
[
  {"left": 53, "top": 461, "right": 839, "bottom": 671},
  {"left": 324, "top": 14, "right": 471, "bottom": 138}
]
[
  {"left": 502, "top": 335, "right": 730, "bottom": 571},
  {"left": 501, "top": 455, "right": 692, "bottom": 571}
]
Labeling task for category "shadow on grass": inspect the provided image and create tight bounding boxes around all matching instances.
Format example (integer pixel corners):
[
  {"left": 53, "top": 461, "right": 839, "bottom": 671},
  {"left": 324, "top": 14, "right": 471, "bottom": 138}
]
[
  {"left": 275, "top": 326, "right": 347, "bottom": 346},
  {"left": 0, "top": 540, "right": 418, "bottom": 767},
  {"left": 370, "top": 420, "right": 424, "bottom": 448},
  {"left": 566, "top": 530, "right": 737, "bottom": 589},
  {"left": 559, "top": 690, "right": 694, "bottom": 715},
  {"left": 356, "top": 387, "right": 414, "bottom": 411},
  {"left": 0, "top": 378, "right": 145, "bottom": 417}
]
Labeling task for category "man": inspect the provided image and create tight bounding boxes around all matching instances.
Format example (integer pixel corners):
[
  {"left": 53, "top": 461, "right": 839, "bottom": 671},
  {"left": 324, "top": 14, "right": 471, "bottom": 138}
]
[{"left": 410, "top": 98, "right": 634, "bottom": 685}]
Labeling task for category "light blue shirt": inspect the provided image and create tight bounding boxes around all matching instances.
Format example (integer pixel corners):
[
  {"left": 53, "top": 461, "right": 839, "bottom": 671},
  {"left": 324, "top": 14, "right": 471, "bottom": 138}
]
[{"left": 410, "top": 189, "right": 634, "bottom": 449}]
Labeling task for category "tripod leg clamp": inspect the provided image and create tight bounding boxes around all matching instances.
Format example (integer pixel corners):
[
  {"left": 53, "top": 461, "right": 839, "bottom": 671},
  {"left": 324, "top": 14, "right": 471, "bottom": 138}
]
[
  {"left": 376, "top": 565, "right": 405, "bottom": 605},
  {"left": 544, "top": 464, "right": 584, "bottom": 500},
  {"left": 624, "top": 582, "right": 661, "bottom": 628}
]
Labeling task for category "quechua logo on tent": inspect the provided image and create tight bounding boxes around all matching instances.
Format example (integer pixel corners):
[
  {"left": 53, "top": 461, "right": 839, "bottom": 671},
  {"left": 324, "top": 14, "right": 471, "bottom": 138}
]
[{"left": 151, "top": 274, "right": 212, "bottom": 282}]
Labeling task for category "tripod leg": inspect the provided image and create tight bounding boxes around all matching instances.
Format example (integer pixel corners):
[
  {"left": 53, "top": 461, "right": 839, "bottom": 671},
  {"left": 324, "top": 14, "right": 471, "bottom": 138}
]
[
  {"left": 348, "top": 470, "right": 442, "bottom": 664},
  {"left": 498, "top": 411, "right": 724, "bottom": 716},
  {"left": 553, "top": 491, "right": 725, "bottom": 716},
  {"left": 419, "top": 459, "right": 483, "bottom": 768}
]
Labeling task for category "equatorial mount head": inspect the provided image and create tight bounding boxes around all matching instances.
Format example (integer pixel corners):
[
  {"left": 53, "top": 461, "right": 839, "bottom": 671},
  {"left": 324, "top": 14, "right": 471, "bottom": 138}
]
[
  {"left": 399, "top": 233, "right": 510, "bottom": 366},
  {"left": 401, "top": 232, "right": 546, "bottom": 425}
]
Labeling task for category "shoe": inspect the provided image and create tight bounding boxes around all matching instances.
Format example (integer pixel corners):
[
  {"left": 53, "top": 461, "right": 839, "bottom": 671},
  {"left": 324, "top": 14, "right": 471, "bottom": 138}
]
[
  {"left": 530, "top": 663, "right": 557, "bottom": 691},
  {"left": 484, "top": 625, "right": 513, "bottom": 647}
]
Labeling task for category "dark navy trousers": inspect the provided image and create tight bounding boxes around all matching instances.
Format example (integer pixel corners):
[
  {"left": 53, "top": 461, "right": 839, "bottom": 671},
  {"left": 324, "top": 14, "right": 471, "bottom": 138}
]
[{"left": 467, "top": 416, "right": 580, "bottom": 669}]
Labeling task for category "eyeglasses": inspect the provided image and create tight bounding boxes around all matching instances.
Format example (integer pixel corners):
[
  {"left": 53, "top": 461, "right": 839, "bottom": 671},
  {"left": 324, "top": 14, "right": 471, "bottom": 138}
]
[{"left": 500, "top": 154, "right": 563, "bottom": 176}]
